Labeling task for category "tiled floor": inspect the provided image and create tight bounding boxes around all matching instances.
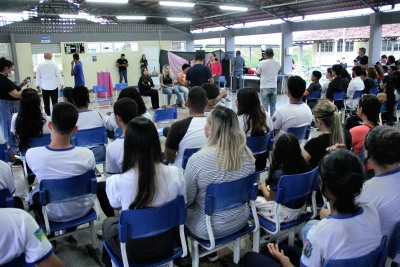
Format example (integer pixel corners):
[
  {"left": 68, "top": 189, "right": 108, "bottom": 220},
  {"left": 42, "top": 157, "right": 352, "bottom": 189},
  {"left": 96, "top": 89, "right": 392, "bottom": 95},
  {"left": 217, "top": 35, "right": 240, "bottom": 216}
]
[{"left": 13, "top": 90, "right": 294, "bottom": 267}]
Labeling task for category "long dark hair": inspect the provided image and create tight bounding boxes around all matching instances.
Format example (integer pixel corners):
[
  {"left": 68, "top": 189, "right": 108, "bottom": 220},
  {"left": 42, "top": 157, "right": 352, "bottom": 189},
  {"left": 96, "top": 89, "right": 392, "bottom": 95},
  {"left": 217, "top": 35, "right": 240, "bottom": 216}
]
[
  {"left": 237, "top": 87, "right": 269, "bottom": 136},
  {"left": 118, "top": 87, "right": 147, "bottom": 115},
  {"left": 0, "top": 57, "right": 13, "bottom": 72},
  {"left": 319, "top": 149, "right": 364, "bottom": 214},
  {"left": 266, "top": 133, "right": 310, "bottom": 185},
  {"left": 140, "top": 67, "right": 152, "bottom": 83},
  {"left": 358, "top": 94, "right": 380, "bottom": 126},
  {"left": 382, "top": 75, "right": 396, "bottom": 116},
  {"left": 15, "top": 89, "right": 46, "bottom": 150},
  {"left": 123, "top": 117, "right": 163, "bottom": 209}
]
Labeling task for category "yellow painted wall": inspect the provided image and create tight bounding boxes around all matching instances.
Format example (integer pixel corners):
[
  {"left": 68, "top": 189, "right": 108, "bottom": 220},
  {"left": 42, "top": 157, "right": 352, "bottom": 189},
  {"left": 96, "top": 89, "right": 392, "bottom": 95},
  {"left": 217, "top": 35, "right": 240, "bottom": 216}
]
[{"left": 14, "top": 40, "right": 173, "bottom": 89}]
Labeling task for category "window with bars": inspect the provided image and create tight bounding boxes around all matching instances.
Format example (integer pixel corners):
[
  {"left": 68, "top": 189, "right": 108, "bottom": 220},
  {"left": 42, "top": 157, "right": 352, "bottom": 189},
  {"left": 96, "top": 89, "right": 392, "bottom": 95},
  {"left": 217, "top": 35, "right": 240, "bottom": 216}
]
[
  {"left": 337, "top": 41, "right": 354, "bottom": 52},
  {"left": 171, "top": 41, "right": 186, "bottom": 51}
]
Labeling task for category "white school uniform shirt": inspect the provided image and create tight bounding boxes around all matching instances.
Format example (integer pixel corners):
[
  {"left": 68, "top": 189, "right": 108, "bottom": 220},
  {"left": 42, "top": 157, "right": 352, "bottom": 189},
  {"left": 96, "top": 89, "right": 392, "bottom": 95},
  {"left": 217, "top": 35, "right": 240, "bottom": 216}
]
[
  {"left": 106, "top": 164, "right": 185, "bottom": 211},
  {"left": 345, "top": 76, "right": 364, "bottom": 109},
  {"left": 272, "top": 102, "right": 313, "bottom": 139},
  {"left": 358, "top": 167, "right": 400, "bottom": 263},
  {"left": 26, "top": 145, "right": 96, "bottom": 222},
  {"left": 0, "top": 208, "right": 53, "bottom": 265},
  {"left": 35, "top": 59, "right": 63, "bottom": 90},
  {"left": 256, "top": 58, "right": 281, "bottom": 89},
  {"left": 10, "top": 113, "right": 51, "bottom": 135},
  {"left": 0, "top": 160, "right": 15, "bottom": 193},
  {"left": 76, "top": 109, "right": 105, "bottom": 130},
  {"left": 300, "top": 203, "right": 382, "bottom": 267},
  {"left": 106, "top": 136, "right": 124, "bottom": 174}
]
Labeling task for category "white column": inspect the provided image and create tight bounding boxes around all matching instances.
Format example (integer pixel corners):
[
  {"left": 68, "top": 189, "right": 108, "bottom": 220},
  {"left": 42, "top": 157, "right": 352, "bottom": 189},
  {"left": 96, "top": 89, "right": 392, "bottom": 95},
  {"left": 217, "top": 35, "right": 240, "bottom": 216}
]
[
  {"left": 281, "top": 22, "right": 293, "bottom": 75},
  {"left": 368, "top": 12, "right": 382, "bottom": 66}
]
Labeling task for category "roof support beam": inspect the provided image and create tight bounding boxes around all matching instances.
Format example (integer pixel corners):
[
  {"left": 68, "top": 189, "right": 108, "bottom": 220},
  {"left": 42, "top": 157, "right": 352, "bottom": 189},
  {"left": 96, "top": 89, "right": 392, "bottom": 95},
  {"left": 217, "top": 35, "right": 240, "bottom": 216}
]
[{"left": 358, "top": 0, "right": 379, "bottom": 12}]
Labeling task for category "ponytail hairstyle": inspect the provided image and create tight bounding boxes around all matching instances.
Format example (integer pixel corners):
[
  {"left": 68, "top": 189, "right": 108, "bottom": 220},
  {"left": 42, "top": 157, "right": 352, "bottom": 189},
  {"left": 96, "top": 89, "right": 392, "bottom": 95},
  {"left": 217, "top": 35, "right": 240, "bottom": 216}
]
[
  {"left": 313, "top": 100, "right": 344, "bottom": 146},
  {"left": 319, "top": 149, "right": 364, "bottom": 214},
  {"left": 15, "top": 89, "right": 46, "bottom": 150},
  {"left": 357, "top": 94, "right": 380, "bottom": 126},
  {"left": 382, "top": 75, "right": 396, "bottom": 116},
  {"left": 267, "top": 133, "right": 310, "bottom": 185},
  {"left": 124, "top": 117, "right": 162, "bottom": 209},
  {"left": 236, "top": 87, "right": 269, "bottom": 135},
  {"left": 0, "top": 57, "right": 13, "bottom": 72}
]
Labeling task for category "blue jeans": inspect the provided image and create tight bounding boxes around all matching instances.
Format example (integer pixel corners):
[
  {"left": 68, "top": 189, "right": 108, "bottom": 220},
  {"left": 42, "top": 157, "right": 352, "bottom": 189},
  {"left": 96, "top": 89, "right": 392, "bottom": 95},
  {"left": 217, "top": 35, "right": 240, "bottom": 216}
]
[
  {"left": 119, "top": 69, "right": 127, "bottom": 83},
  {"left": 302, "top": 219, "right": 320, "bottom": 241},
  {"left": 232, "top": 71, "right": 243, "bottom": 91},
  {"left": 0, "top": 99, "right": 20, "bottom": 146},
  {"left": 261, "top": 87, "right": 277, "bottom": 116},
  {"left": 177, "top": 85, "right": 189, "bottom": 102},
  {"left": 161, "top": 86, "right": 183, "bottom": 106}
]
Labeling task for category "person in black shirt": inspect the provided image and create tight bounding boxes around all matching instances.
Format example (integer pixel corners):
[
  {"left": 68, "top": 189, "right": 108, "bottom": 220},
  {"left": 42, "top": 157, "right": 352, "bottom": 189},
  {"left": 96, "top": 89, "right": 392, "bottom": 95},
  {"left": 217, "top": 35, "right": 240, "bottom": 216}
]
[
  {"left": 140, "top": 54, "right": 148, "bottom": 70},
  {"left": 354, "top": 47, "right": 368, "bottom": 69},
  {"left": 0, "top": 57, "right": 29, "bottom": 145},
  {"left": 326, "top": 64, "right": 348, "bottom": 109},
  {"left": 185, "top": 51, "right": 213, "bottom": 87},
  {"left": 361, "top": 69, "right": 377, "bottom": 94},
  {"left": 116, "top": 54, "right": 129, "bottom": 83},
  {"left": 138, "top": 67, "right": 160, "bottom": 110}
]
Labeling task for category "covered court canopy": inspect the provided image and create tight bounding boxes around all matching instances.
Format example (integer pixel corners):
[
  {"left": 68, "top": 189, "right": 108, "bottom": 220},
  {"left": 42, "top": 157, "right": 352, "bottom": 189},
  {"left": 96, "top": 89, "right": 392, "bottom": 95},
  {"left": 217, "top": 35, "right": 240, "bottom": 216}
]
[{"left": 0, "top": 0, "right": 399, "bottom": 32}]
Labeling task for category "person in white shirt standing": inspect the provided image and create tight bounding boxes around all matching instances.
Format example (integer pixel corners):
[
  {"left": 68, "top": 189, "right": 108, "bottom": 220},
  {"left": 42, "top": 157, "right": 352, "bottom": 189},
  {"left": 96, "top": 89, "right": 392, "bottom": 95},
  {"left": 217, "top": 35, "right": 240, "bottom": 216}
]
[
  {"left": 36, "top": 51, "right": 63, "bottom": 116},
  {"left": 256, "top": 48, "right": 281, "bottom": 117},
  {"left": 345, "top": 66, "right": 365, "bottom": 109}
]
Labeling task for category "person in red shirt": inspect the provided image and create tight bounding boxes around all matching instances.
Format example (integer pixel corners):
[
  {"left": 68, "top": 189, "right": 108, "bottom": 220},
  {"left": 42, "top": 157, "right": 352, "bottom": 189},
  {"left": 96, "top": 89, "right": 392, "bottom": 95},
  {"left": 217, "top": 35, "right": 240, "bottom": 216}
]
[{"left": 207, "top": 52, "right": 222, "bottom": 89}]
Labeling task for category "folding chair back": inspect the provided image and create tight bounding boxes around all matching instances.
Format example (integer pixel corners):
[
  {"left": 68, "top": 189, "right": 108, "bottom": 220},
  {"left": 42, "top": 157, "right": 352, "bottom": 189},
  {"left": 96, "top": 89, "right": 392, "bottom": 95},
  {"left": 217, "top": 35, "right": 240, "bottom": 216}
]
[
  {"left": 246, "top": 132, "right": 273, "bottom": 155},
  {"left": 0, "top": 143, "right": 10, "bottom": 162},
  {"left": 115, "top": 83, "right": 128, "bottom": 91},
  {"left": 370, "top": 87, "right": 379, "bottom": 95},
  {"left": 333, "top": 91, "right": 346, "bottom": 102},
  {"left": 71, "top": 127, "right": 108, "bottom": 147},
  {"left": 353, "top": 90, "right": 363, "bottom": 100},
  {"left": 154, "top": 107, "right": 178, "bottom": 123},
  {"left": 306, "top": 90, "right": 322, "bottom": 101},
  {"left": 323, "top": 236, "right": 387, "bottom": 267},
  {"left": 106, "top": 195, "right": 187, "bottom": 267},
  {"left": 28, "top": 134, "right": 51, "bottom": 149},
  {"left": 0, "top": 188, "right": 13, "bottom": 208},
  {"left": 182, "top": 148, "right": 200, "bottom": 170},
  {"left": 387, "top": 221, "right": 400, "bottom": 261},
  {"left": 287, "top": 124, "right": 311, "bottom": 143}
]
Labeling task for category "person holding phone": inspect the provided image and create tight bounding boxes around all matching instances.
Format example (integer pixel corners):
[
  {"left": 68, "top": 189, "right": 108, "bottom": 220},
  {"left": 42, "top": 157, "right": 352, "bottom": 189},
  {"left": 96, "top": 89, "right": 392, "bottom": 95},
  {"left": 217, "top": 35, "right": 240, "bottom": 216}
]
[{"left": 36, "top": 51, "right": 64, "bottom": 116}]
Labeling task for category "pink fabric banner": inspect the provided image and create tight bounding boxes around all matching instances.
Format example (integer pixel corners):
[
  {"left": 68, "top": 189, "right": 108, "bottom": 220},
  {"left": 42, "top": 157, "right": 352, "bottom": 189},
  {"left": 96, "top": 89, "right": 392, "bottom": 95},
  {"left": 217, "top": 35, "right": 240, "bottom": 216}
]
[
  {"left": 96, "top": 72, "right": 113, "bottom": 98},
  {"left": 167, "top": 52, "right": 194, "bottom": 79}
]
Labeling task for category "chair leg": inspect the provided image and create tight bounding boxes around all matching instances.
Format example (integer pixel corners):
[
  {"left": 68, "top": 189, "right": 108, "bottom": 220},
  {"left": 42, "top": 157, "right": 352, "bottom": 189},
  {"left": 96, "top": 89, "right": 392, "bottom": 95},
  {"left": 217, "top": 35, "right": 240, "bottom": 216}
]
[
  {"left": 192, "top": 240, "right": 200, "bottom": 267},
  {"left": 168, "top": 261, "right": 174, "bottom": 267},
  {"left": 89, "top": 221, "right": 98, "bottom": 249},
  {"left": 288, "top": 228, "right": 295, "bottom": 246},
  {"left": 233, "top": 238, "right": 241, "bottom": 263},
  {"left": 253, "top": 230, "right": 260, "bottom": 253}
]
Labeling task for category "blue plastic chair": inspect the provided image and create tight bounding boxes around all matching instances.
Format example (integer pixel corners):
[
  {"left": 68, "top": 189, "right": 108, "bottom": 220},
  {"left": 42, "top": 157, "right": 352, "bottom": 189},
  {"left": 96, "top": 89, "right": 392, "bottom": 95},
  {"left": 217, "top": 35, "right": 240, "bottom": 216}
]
[
  {"left": 103, "top": 195, "right": 187, "bottom": 267},
  {"left": 0, "top": 253, "right": 26, "bottom": 267},
  {"left": 370, "top": 87, "right": 379, "bottom": 95},
  {"left": 115, "top": 127, "right": 123, "bottom": 139},
  {"left": 38, "top": 170, "right": 99, "bottom": 247},
  {"left": 346, "top": 90, "right": 363, "bottom": 115},
  {"left": 92, "top": 85, "right": 112, "bottom": 111},
  {"left": 115, "top": 83, "right": 128, "bottom": 91},
  {"left": 182, "top": 148, "right": 200, "bottom": 170},
  {"left": 386, "top": 221, "right": 400, "bottom": 266},
  {"left": 154, "top": 107, "right": 178, "bottom": 136},
  {"left": 379, "top": 102, "right": 388, "bottom": 125},
  {"left": 58, "top": 89, "right": 63, "bottom": 98},
  {"left": 0, "top": 188, "right": 13, "bottom": 208},
  {"left": 287, "top": 124, "right": 311, "bottom": 144},
  {"left": 246, "top": 132, "right": 274, "bottom": 173},
  {"left": 254, "top": 167, "right": 319, "bottom": 247},
  {"left": 0, "top": 143, "right": 10, "bottom": 162},
  {"left": 333, "top": 91, "right": 346, "bottom": 122},
  {"left": 188, "top": 173, "right": 259, "bottom": 266},
  {"left": 323, "top": 236, "right": 387, "bottom": 267},
  {"left": 306, "top": 89, "right": 321, "bottom": 109}
]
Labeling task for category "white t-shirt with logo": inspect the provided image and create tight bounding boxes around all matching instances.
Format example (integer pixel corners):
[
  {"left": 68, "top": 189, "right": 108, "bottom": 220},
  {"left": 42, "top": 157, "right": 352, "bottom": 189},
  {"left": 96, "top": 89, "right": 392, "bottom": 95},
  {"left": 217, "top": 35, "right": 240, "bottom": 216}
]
[
  {"left": 300, "top": 203, "right": 382, "bottom": 267},
  {"left": 0, "top": 208, "right": 53, "bottom": 265},
  {"left": 272, "top": 102, "right": 313, "bottom": 139},
  {"left": 26, "top": 145, "right": 96, "bottom": 222},
  {"left": 0, "top": 160, "right": 15, "bottom": 193},
  {"left": 359, "top": 167, "right": 400, "bottom": 263},
  {"left": 256, "top": 59, "right": 281, "bottom": 89},
  {"left": 106, "top": 137, "right": 124, "bottom": 174},
  {"left": 106, "top": 164, "right": 185, "bottom": 210}
]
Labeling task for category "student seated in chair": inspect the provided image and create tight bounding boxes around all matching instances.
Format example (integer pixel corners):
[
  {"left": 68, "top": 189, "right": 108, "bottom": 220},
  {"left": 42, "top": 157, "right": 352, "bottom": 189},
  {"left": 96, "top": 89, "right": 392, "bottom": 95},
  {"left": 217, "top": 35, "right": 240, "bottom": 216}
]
[
  {"left": 70, "top": 85, "right": 106, "bottom": 162},
  {"left": 256, "top": 133, "right": 310, "bottom": 224},
  {"left": 202, "top": 83, "right": 227, "bottom": 113},
  {"left": 27, "top": 102, "right": 96, "bottom": 223},
  {"left": 244, "top": 149, "right": 382, "bottom": 267},
  {"left": 102, "top": 117, "right": 185, "bottom": 266},
  {"left": 97, "top": 98, "right": 139, "bottom": 218},
  {"left": 0, "top": 159, "right": 24, "bottom": 209},
  {"left": 0, "top": 208, "right": 65, "bottom": 267}
]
